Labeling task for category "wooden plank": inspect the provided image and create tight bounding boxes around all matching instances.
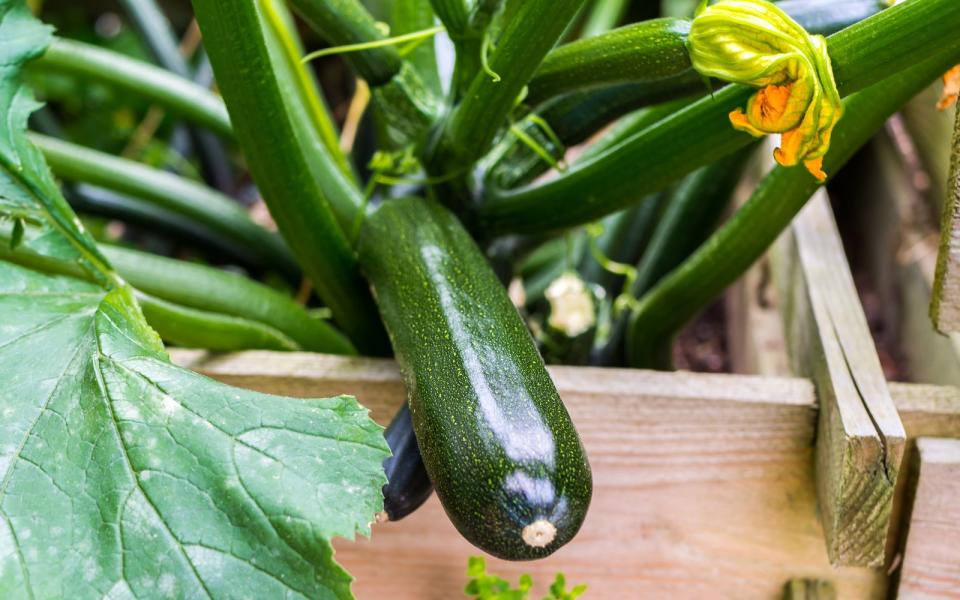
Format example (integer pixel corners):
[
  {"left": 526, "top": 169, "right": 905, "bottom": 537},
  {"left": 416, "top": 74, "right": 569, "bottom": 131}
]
[
  {"left": 895, "top": 438, "right": 960, "bottom": 599},
  {"left": 168, "top": 350, "right": 960, "bottom": 599},
  {"left": 770, "top": 191, "right": 906, "bottom": 567},
  {"left": 900, "top": 85, "right": 955, "bottom": 212},
  {"left": 783, "top": 578, "right": 835, "bottom": 600},
  {"left": 170, "top": 349, "right": 885, "bottom": 599},
  {"left": 726, "top": 155, "right": 792, "bottom": 377},
  {"left": 866, "top": 131, "right": 960, "bottom": 387},
  {"left": 931, "top": 104, "right": 960, "bottom": 332}
]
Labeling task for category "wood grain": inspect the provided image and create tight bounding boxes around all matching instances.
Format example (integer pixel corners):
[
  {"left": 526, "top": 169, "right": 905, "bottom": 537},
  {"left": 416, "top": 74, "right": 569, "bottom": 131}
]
[
  {"left": 169, "top": 350, "right": 960, "bottom": 599},
  {"left": 901, "top": 84, "right": 954, "bottom": 212},
  {"left": 865, "top": 131, "right": 960, "bottom": 387},
  {"left": 168, "top": 350, "right": 856, "bottom": 598},
  {"left": 771, "top": 191, "right": 906, "bottom": 567},
  {"left": 782, "top": 578, "right": 835, "bottom": 600},
  {"left": 726, "top": 155, "right": 792, "bottom": 378},
  {"left": 895, "top": 438, "right": 960, "bottom": 599},
  {"left": 931, "top": 103, "right": 960, "bottom": 332}
]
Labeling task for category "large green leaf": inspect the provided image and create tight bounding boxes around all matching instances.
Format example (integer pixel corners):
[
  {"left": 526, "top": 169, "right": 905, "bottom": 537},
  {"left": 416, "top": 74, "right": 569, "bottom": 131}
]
[{"left": 0, "top": 2, "right": 389, "bottom": 597}]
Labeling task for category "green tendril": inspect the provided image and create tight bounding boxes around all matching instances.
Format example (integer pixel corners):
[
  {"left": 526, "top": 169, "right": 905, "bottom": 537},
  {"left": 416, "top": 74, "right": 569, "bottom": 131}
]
[{"left": 302, "top": 25, "right": 446, "bottom": 64}]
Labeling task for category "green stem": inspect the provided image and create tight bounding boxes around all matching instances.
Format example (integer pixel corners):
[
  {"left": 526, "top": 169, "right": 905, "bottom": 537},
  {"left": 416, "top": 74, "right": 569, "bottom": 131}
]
[
  {"left": 485, "top": 0, "right": 877, "bottom": 189},
  {"left": 576, "top": 193, "right": 669, "bottom": 297},
  {"left": 430, "top": 0, "right": 587, "bottom": 168},
  {"left": 527, "top": 18, "right": 693, "bottom": 106},
  {"left": 391, "top": 0, "right": 442, "bottom": 94},
  {"left": 32, "top": 38, "right": 233, "bottom": 139},
  {"left": 120, "top": 0, "right": 192, "bottom": 77},
  {"left": 104, "top": 244, "right": 356, "bottom": 354},
  {"left": 261, "top": 0, "right": 356, "bottom": 183},
  {"left": 191, "top": 0, "right": 388, "bottom": 355},
  {"left": 581, "top": 0, "right": 630, "bottom": 38},
  {"left": 486, "top": 93, "right": 698, "bottom": 190},
  {"left": 626, "top": 48, "right": 960, "bottom": 369},
  {"left": 430, "top": 0, "right": 469, "bottom": 33},
  {"left": 288, "top": 0, "right": 401, "bottom": 85},
  {"left": 67, "top": 183, "right": 284, "bottom": 274},
  {"left": 478, "top": 0, "right": 959, "bottom": 236},
  {"left": 136, "top": 292, "right": 301, "bottom": 352},
  {"left": 31, "top": 134, "right": 301, "bottom": 280},
  {"left": 599, "top": 150, "right": 751, "bottom": 366}
]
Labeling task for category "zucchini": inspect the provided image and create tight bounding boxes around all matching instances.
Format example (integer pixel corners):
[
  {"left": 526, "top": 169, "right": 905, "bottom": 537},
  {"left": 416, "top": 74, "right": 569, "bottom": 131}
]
[
  {"left": 359, "top": 197, "right": 591, "bottom": 560},
  {"left": 380, "top": 404, "right": 434, "bottom": 521}
]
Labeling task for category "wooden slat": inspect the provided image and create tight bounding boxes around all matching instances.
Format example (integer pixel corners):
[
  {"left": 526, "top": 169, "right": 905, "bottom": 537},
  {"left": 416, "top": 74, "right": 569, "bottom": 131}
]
[
  {"left": 901, "top": 85, "right": 954, "bottom": 212},
  {"left": 770, "top": 191, "right": 906, "bottom": 567},
  {"left": 895, "top": 438, "right": 960, "bottom": 599},
  {"left": 931, "top": 104, "right": 960, "bottom": 332},
  {"left": 726, "top": 155, "right": 792, "bottom": 377},
  {"left": 782, "top": 578, "right": 835, "bottom": 600},
  {"left": 865, "top": 132, "right": 960, "bottom": 387},
  {"left": 169, "top": 350, "right": 960, "bottom": 599}
]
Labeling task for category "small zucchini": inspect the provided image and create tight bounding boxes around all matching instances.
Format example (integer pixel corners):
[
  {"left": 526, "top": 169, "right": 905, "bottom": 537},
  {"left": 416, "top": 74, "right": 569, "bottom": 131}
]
[
  {"left": 380, "top": 404, "right": 434, "bottom": 522},
  {"left": 359, "top": 197, "right": 591, "bottom": 560}
]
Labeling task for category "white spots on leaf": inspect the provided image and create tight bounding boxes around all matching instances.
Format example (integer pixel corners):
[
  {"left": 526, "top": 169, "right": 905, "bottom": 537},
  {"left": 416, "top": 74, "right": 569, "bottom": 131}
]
[
  {"left": 160, "top": 395, "right": 182, "bottom": 418},
  {"left": 113, "top": 400, "right": 141, "bottom": 422},
  {"left": 157, "top": 573, "right": 176, "bottom": 595}
]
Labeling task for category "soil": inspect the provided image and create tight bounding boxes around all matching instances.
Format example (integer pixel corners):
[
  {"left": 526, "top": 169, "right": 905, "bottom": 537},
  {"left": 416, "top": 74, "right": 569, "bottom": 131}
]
[{"left": 672, "top": 299, "right": 731, "bottom": 373}]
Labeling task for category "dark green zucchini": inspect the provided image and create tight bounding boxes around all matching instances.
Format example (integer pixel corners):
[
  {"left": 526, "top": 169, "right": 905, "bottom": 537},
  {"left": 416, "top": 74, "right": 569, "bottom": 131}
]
[
  {"left": 359, "top": 197, "right": 591, "bottom": 560},
  {"left": 380, "top": 404, "right": 433, "bottom": 521}
]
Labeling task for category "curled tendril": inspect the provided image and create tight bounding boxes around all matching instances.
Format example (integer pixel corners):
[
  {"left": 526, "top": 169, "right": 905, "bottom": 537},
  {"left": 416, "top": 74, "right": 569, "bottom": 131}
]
[{"left": 688, "top": 0, "right": 843, "bottom": 181}]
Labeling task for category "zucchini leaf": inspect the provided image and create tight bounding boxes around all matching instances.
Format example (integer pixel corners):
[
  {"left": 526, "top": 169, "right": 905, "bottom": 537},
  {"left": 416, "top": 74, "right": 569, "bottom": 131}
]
[{"left": 0, "top": 2, "right": 389, "bottom": 597}]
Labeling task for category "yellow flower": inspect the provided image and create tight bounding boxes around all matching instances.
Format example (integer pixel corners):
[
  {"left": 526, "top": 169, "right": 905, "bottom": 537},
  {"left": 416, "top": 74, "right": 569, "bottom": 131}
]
[{"left": 688, "top": 0, "right": 843, "bottom": 181}]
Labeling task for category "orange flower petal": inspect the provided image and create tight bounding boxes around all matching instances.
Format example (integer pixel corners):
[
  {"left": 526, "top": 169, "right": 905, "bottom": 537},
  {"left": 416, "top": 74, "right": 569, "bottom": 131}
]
[
  {"left": 729, "top": 108, "right": 764, "bottom": 137},
  {"left": 937, "top": 65, "right": 960, "bottom": 111},
  {"left": 748, "top": 83, "right": 808, "bottom": 133},
  {"left": 803, "top": 156, "right": 827, "bottom": 182}
]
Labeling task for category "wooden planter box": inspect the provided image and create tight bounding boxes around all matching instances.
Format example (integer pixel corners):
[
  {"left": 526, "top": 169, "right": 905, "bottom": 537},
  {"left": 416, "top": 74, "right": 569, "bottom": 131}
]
[{"left": 167, "top": 113, "right": 960, "bottom": 600}]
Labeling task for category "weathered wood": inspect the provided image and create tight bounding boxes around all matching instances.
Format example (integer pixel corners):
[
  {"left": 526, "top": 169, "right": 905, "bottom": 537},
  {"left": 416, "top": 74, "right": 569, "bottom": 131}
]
[
  {"left": 726, "top": 155, "right": 792, "bottom": 377},
  {"left": 900, "top": 85, "right": 955, "bottom": 212},
  {"left": 782, "top": 578, "right": 835, "bottom": 600},
  {"left": 895, "top": 438, "right": 960, "bottom": 599},
  {"left": 864, "top": 131, "right": 960, "bottom": 387},
  {"left": 931, "top": 103, "right": 960, "bottom": 332},
  {"left": 168, "top": 350, "right": 960, "bottom": 599},
  {"left": 770, "top": 191, "right": 906, "bottom": 567}
]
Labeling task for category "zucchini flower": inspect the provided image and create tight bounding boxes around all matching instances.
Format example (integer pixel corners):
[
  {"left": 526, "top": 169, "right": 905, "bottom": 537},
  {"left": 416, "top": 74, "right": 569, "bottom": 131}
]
[
  {"left": 937, "top": 65, "right": 960, "bottom": 110},
  {"left": 688, "top": 0, "right": 843, "bottom": 181}
]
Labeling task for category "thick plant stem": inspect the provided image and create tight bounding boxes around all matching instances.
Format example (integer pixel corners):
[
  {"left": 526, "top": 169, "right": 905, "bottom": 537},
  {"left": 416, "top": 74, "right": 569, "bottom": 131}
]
[
  {"left": 33, "top": 38, "right": 233, "bottom": 139},
  {"left": 527, "top": 18, "right": 693, "bottom": 106},
  {"left": 136, "top": 292, "right": 301, "bottom": 352},
  {"left": 478, "top": 0, "right": 960, "bottom": 236},
  {"left": 429, "top": 0, "right": 587, "bottom": 169},
  {"left": 581, "top": 0, "right": 630, "bottom": 38},
  {"left": 598, "top": 150, "right": 751, "bottom": 366},
  {"left": 191, "top": 0, "right": 388, "bottom": 354},
  {"left": 392, "top": 0, "right": 441, "bottom": 94},
  {"left": 288, "top": 0, "right": 401, "bottom": 85},
  {"left": 487, "top": 1, "right": 878, "bottom": 189},
  {"left": 103, "top": 245, "right": 356, "bottom": 355},
  {"left": 31, "top": 134, "right": 300, "bottom": 280},
  {"left": 261, "top": 0, "right": 356, "bottom": 183},
  {"left": 626, "top": 49, "right": 960, "bottom": 368},
  {"left": 66, "top": 183, "right": 275, "bottom": 272}
]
